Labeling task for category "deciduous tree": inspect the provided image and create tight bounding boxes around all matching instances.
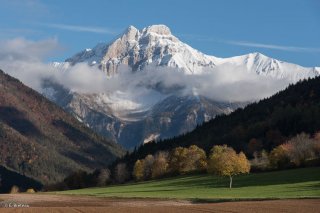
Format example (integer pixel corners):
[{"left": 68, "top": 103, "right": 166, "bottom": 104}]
[
  {"left": 143, "top": 155, "right": 154, "bottom": 179},
  {"left": 133, "top": 160, "right": 145, "bottom": 181},
  {"left": 169, "top": 146, "right": 207, "bottom": 174},
  {"left": 114, "top": 163, "right": 129, "bottom": 183},
  {"left": 95, "top": 168, "right": 111, "bottom": 186},
  {"left": 286, "top": 133, "right": 317, "bottom": 166},
  {"left": 152, "top": 151, "right": 169, "bottom": 178},
  {"left": 10, "top": 185, "right": 19, "bottom": 194},
  {"left": 251, "top": 150, "right": 269, "bottom": 171},
  {"left": 207, "top": 145, "right": 250, "bottom": 188},
  {"left": 168, "top": 147, "right": 188, "bottom": 174},
  {"left": 269, "top": 144, "right": 291, "bottom": 169},
  {"left": 270, "top": 133, "right": 320, "bottom": 168},
  {"left": 187, "top": 145, "right": 207, "bottom": 171}
]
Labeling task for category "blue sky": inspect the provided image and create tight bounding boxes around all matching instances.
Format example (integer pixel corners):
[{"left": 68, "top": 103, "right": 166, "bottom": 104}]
[{"left": 1, "top": 0, "right": 319, "bottom": 66}]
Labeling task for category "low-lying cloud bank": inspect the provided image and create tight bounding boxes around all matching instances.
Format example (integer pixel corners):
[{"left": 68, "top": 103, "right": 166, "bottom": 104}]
[{"left": 0, "top": 38, "right": 292, "bottom": 103}]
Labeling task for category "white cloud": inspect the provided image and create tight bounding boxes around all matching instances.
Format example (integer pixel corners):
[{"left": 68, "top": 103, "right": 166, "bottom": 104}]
[
  {"left": 0, "top": 38, "right": 60, "bottom": 90},
  {"left": 179, "top": 34, "right": 320, "bottom": 53},
  {"left": 119, "top": 65, "right": 290, "bottom": 102},
  {"left": 0, "top": 37, "right": 61, "bottom": 62},
  {"left": 0, "top": 38, "right": 291, "bottom": 104},
  {"left": 226, "top": 40, "right": 320, "bottom": 53},
  {"left": 40, "top": 23, "right": 118, "bottom": 35}
]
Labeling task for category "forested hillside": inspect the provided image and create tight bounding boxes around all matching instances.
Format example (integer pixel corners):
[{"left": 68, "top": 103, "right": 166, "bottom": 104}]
[
  {"left": 0, "top": 69, "right": 124, "bottom": 186},
  {"left": 121, "top": 76, "right": 320, "bottom": 166}
]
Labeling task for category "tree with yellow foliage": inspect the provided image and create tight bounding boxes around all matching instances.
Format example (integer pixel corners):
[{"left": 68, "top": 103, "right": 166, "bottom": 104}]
[
  {"left": 269, "top": 144, "right": 291, "bottom": 169},
  {"left": 169, "top": 145, "right": 207, "bottom": 174},
  {"left": 133, "top": 159, "right": 145, "bottom": 181},
  {"left": 143, "top": 154, "right": 154, "bottom": 179},
  {"left": 188, "top": 145, "right": 207, "bottom": 171},
  {"left": 207, "top": 145, "right": 250, "bottom": 188},
  {"left": 152, "top": 151, "right": 169, "bottom": 178},
  {"left": 168, "top": 147, "right": 188, "bottom": 174}
]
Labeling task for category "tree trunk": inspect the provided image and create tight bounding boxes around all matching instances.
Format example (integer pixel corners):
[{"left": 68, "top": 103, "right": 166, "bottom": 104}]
[{"left": 229, "top": 176, "right": 233, "bottom": 189}]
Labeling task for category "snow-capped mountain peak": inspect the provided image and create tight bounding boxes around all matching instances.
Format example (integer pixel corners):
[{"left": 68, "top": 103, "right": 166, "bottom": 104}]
[
  {"left": 47, "top": 24, "right": 320, "bottom": 149},
  {"left": 142, "top": 24, "right": 172, "bottom": 35},
  {"left": 65, "top": 24, "right": 319, "bottom": 80},
  {"left": 66, "top": 24, "right": 220, "bottom": 75}
]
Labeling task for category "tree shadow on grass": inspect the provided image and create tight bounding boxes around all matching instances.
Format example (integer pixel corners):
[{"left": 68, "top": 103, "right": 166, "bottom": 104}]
[
  {"left": 155, "top": 167, "right": 320, "bottom": 189},
  {"left": 283, "top": 182, "right": 320, "bottom": 192}
]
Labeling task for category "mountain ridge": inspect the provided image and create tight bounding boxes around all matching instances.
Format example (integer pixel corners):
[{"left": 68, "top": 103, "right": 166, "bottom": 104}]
[{"left": 64, "top": 24, "right": 319, "bottom": 80}]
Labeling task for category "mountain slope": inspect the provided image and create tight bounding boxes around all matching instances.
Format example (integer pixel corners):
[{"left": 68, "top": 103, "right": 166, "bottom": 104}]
[
  {"left": 0, "top": 69, "right": 124, "bottom": 184},
  {"left": 122, "top": 76, "right": 320, "bottom": 162},
  {"left": 221, "top": 52, "right": 318, "bottom": 81},
  {"left": 44, "top": 84, "right": 244, "bottom": 149}
]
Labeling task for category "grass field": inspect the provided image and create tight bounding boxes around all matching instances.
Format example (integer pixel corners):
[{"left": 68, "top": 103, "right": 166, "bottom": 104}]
[{"left": 58, "top": 167, "right": 320, "bottom": 201}]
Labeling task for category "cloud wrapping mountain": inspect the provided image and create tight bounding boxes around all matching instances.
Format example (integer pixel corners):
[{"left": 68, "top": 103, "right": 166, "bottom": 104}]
[
  {"left": 0, "top": 25, "right": 319, "bottom": 148},
  {"left": 0, "top": 37, "right": 292, "bottom": 103}
]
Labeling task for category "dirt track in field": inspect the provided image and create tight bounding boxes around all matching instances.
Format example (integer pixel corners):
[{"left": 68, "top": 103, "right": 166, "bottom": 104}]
[{"left": 0, "top": 194, "right": 319, "bottom": 212}]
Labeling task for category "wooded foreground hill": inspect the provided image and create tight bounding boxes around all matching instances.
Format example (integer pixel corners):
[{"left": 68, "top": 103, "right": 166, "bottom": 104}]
[{"left": 0, "top": 70, "right": 124, "bottom": 187}]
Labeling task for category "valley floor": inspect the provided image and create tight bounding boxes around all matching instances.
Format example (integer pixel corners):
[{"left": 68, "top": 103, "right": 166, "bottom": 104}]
[
  {"left": 58, "top": 167, "right": 320, "bottom": 199},
  {"left": 0, "top": 168, "right": 319, "bottom": 212},
  {"left": 0, "top": 194, "right": 319, "bottom": 213}
]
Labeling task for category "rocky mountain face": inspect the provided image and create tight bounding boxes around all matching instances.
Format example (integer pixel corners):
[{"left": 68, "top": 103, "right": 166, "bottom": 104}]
[
  {"left": 44, "top": 25, "right": 319, "bottom": 149},
  {"left": 44, "top": 82, "right": 244, "bottom": 149},
  {"left": 65, "top": 25, "right": 220, "bottom": 75},
  {"left": 0, "top": 70, "right": 124, "bottom": 184}
]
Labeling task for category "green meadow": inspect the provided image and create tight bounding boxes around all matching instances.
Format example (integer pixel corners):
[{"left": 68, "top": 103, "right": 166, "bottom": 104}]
[{"left": 58, "top": 167, "right": 320, "bottom": 201}]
